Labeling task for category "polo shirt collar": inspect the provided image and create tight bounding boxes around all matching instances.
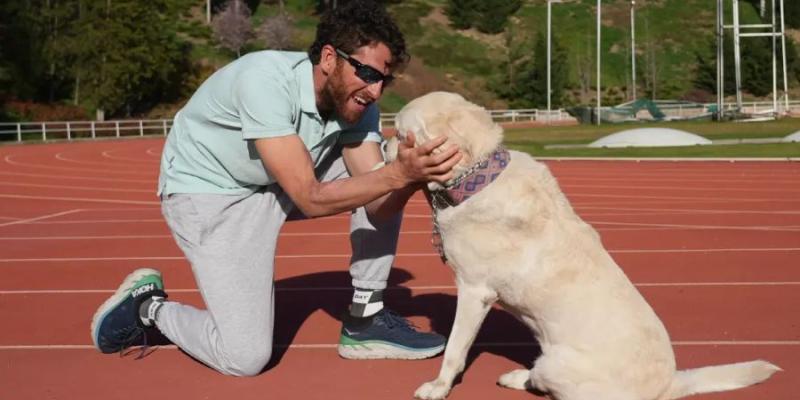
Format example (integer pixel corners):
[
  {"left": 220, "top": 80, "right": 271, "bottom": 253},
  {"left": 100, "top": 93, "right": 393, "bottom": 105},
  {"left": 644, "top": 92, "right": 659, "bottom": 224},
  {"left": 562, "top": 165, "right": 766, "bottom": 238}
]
[
  {"left": 294, "top": 57, "right": 320, "bottom": 116},
  {"left": 293, "top": 56, "right": 352, "bottom": 135}
]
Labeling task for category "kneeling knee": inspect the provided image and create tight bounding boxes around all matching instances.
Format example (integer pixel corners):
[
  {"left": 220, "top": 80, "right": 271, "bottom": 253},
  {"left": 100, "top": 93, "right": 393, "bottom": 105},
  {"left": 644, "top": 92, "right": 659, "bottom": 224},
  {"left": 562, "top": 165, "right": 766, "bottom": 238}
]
[{"left": 225, "top": 347, "right": 272, "bottom": 377}]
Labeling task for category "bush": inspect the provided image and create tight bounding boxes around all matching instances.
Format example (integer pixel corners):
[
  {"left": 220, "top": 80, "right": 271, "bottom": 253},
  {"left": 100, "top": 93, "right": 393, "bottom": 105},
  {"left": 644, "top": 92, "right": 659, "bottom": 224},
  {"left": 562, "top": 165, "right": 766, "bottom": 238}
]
[
  {"left": 4, "top": 99, "right": 89, "bottom": 122},
  {"left": 446, "top": 0, "right": 521, "bottom": 34}
]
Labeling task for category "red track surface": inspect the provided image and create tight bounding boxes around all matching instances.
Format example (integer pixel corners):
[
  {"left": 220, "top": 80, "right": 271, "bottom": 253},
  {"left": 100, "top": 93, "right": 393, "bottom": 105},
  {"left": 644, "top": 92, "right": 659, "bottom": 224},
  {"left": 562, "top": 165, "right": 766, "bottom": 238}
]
[{"left": 1, "top": 138, "right": 798, "bottom": 400}]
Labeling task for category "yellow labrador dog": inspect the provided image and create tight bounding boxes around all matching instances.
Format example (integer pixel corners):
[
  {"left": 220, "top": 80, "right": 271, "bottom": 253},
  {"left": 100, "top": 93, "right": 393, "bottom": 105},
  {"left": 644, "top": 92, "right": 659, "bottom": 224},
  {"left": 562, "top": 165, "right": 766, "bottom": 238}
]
[{"left": 385, "top": 92, "right": 780, "bottom": 400}]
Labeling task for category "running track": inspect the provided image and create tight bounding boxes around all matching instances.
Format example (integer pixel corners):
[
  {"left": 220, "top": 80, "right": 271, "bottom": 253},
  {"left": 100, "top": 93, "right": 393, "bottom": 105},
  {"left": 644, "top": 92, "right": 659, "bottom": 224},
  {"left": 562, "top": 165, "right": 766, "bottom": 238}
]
[{"left": 0, "top": 138, "right": 798, "bottom": 400}]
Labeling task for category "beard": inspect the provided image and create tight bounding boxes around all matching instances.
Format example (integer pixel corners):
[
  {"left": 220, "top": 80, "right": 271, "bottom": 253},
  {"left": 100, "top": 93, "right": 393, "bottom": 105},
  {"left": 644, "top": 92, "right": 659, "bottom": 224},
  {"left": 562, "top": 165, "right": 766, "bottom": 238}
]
[{"left": 319, "top": 65, "right": 366, "bottom": 125}]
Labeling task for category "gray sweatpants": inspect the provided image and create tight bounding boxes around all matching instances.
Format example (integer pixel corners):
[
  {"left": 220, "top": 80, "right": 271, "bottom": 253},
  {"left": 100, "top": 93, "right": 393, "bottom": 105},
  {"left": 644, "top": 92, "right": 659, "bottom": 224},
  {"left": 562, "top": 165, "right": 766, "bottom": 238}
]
[{"left": 157, "top": 152, "right": 401, "bottom": 376}]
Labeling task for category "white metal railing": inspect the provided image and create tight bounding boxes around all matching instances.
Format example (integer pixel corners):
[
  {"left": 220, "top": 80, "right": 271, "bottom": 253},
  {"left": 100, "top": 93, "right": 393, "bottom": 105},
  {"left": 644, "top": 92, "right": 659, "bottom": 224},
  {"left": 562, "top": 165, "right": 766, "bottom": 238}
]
[
  {"left": 2, "top": 100, "right": 799, "bottom": 143},
  {"left": 656, "top": 99, "right": 800, "bottom": 118},
  {"left": 379, "top": 108, "right": 572, "bottom": 128},
  {"left": 0, "top": 119, "right": 173, "bottom": 142}
]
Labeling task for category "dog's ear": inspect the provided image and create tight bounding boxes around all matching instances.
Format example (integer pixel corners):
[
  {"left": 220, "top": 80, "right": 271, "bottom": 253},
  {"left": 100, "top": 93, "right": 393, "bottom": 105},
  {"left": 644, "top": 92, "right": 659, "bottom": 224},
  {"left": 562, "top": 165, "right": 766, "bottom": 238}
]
[
  {"left": 427, "top": 105, "right": 503, "bottom": 166},
  {"left": 383, "top": 136, "right": 399, "bottom": 162}
]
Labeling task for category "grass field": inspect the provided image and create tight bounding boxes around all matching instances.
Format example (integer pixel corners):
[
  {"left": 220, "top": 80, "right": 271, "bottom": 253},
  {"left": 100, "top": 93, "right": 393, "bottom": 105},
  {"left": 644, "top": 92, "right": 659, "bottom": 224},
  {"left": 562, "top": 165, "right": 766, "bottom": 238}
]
[{"left": 504, "top": 118, "right": 800, "bottom": 158}]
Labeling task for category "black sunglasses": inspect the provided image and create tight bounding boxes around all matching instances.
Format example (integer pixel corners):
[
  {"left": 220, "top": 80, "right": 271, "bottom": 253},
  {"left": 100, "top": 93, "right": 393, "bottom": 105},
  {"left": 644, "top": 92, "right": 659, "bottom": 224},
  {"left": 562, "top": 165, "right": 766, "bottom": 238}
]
[{"left": 335, "top": 48, "right": 394, "bottom": 86}]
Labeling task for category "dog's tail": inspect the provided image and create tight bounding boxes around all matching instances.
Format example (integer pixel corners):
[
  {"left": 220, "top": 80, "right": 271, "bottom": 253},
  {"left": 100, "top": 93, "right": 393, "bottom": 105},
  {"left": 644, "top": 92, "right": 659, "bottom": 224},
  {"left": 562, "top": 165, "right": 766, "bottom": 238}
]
[{"left": 661, "top": 360, "right": 781, "bottom": 400}]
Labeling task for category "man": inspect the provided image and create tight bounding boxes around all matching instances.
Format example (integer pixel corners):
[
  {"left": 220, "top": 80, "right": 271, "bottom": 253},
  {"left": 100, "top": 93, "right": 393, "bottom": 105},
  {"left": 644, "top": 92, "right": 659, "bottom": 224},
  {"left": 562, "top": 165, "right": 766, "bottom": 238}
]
[{"left": 90, "top": 1, "right": 460, "bottom": 376}]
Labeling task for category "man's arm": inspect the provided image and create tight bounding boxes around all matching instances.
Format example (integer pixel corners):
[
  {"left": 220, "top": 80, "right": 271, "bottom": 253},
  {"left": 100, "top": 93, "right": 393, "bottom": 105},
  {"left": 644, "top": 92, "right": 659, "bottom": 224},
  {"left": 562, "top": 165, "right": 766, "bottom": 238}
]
[
  {"left": 340, "top": 139, "right": 418, "bottom": 221},
  {"left": 255, "top": 132, "right": 459, "bottom": 218}
]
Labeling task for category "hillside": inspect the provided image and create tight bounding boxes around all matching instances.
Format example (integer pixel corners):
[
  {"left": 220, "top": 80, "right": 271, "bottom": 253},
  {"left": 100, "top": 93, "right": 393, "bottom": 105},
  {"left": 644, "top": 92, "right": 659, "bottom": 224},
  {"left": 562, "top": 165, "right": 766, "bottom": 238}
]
[
  {"left": 2, "top": 0, "right": 797, "bottom": 121},
  {"left": 174, "top": 0, "right": 797, "bottom": 114}
]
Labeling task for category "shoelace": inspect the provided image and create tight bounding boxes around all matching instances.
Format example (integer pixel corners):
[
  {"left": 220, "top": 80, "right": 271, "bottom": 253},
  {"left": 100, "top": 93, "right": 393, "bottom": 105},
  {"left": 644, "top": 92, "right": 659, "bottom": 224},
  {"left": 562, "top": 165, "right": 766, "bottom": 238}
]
[
  {"left": 379, "top": 310, "right": 419, "bottom": 331},
  {"left": 117, "top": 325, "right": 154, "bottom": 360}
]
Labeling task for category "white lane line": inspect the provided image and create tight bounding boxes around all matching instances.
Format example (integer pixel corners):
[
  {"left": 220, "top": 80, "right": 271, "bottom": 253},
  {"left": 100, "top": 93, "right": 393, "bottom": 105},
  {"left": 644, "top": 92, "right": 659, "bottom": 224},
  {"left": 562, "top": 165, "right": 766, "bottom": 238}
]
[
  {"left": 610, "top": 248, "right": 800, "bottom": 254},
  {"left": 2, "top": 341, "right": 798, "bottom": 351},
  {"left": 0, "top": 235, "right": 173, "bottom": 240},
  {"left": 10, "top": 210, "right": 800, "bottom": 225},
  {"left": 576, "top": 206, "right": 800, "bottom": 216},
  {"left": 570, "top": 193, "right": 791, "bottom": 203},
  {"left": 26, "top": 219, "right": 165, "bottom": 224},
  {"left": 42, "top": 207, "right": 160, "bottom": 212},
  {"left": 0, "top": 170, "right": 153, "bottom": 184},
  {"left": 4, "top": 154, "right": 152, "bottom": 176},
  {"left": 590, "top": 221, "right": 800, "bottom": 232},
  {"left": 0, "top": 181, "right": 152, "bottom": 193},
  {"left": 12, "top": 214, "right": 434, "bottom": 223},
  {"left": 0, "top": 231, "right": 437, "bottom": 240},
  {"left": 558, "top": 176, "right": 800, "bottom": 185},
  {"left": 4, "top": 223, "right": 800, "bottom": 240},
  {"left": 672, "top": 341, "right": 800, "bottom": 346},
  {"left": 101, "top": 150, "right": 158, "bottom": 163},
  {"left": 0, "top": 194, "right": 158, "bottom": 206},
  {"left": 562, "top": 183, "right": 800, "bottom": 194},
  {"left": 573, "top": 198, "right": 800, "bottom": 209},
  {"left": 1, "top": 248, "right": 799, "bottom": 263},
  {"left": 550, "top": 169, "right": 800, "bottom": 179},
  {"left": 56, "top": 151, "right": 117, "bottom": 166},
  {"left": 0, "top": 209, "right": 84, "bottom": 228},
  {"left": 3, "top": 282, "right": 800, "bottom": 295}
]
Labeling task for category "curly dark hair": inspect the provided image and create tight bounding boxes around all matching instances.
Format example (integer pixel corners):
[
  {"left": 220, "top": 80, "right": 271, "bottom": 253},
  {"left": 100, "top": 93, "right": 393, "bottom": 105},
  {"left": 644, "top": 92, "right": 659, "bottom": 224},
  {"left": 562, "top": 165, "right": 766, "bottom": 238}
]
[{"left": 308, "top": 0, "right": 409, "bottom": 70}]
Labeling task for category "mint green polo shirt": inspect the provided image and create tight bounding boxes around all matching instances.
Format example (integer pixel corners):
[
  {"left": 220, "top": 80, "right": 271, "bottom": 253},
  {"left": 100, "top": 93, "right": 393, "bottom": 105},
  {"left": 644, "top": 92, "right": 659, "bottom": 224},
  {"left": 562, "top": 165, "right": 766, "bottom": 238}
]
[{"left": 158, "top": 51, "right": 383, "bottom": 196}]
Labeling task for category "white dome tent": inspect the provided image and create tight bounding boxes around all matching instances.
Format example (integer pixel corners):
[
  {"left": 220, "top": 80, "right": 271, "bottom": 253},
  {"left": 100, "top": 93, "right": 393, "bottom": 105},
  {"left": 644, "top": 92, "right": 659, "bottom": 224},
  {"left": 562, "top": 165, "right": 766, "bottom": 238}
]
[
  {"left": 782, "top": 131, "right": 800, "bottom": 143},
  {"left": 589, "top": 128, "right": 712, "bottom": 148}
]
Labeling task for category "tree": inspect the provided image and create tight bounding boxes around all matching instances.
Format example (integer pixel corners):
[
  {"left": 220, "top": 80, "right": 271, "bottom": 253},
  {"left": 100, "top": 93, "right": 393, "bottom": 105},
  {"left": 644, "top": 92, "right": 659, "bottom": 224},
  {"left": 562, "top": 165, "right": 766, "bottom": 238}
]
[
  {"left": 212, "top": 0, "right": 254, "bottom": 57},
  {"left": 506, "top": 31, "right": 569, "bottom": 108},
  {"left": 693, "top": 36, "right": 737, "bottom": 96},
  {"left": 80, "top": 1, "right": 190, "bottom": 117},
  {"left": 0, "top": 1, "right": 53, "bottom": 102},
  {"left": 474, "top": 0, "right": 521, "bottom": 34},
  {"left": 315, "top": 0, "right": 403, "bottom": 14},
  {"left": 786, "top": 1, "right": 800, "bottom": 28},
  {"left": 575, "top": 31, "right": 594, "bottom": 104},
  {"left": 258, "top": 12, "right": 292, "bottom": 50},
  {"left": 0, "top": 0, "right": 192, "bottom": 119},
  {"left": 694, "top": 33, "right": 800, "bottom": 99},
  {"left": 446, "top": 0, "right": 481, "bottom": 30},
  {"left": 446, "top": 0, "right": 521, "bottom": 34}
]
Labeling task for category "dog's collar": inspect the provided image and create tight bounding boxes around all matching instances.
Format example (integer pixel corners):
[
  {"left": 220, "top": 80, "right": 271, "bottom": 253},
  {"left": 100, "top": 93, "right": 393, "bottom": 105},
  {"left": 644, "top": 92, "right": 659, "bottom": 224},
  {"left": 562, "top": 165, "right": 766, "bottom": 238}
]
[
  {"left": 426, "top": 146, "right": 511, "bottom": 263},
  {"left": 429, "top": 146, "right": 511, "bottom": 211}
]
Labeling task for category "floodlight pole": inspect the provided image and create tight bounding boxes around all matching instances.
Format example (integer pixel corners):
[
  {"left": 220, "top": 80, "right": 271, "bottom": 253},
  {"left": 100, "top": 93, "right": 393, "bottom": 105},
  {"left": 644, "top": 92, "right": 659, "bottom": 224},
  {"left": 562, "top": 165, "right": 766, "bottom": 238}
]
[
  {"left": 596, "top": 0, "right": 602, "bottom": 126},
  {"left": 207, "top": 0, "right": 211, "bottom": 24},
  {"left": 772, "top": 0, "right": 778, "bottom": 116},
  {"left": 547, "top": 0, "right": 552, "bottom": 123},
  {"left": 631, "top": 0, "right": 636, "bottom": 101},
  {"left": 732, "top": 0, "right": 743, "bottom": 112},
  {"left": 716, "top": 0, "right": 725, "bottom": 120},
  {"left": 780, "top": 0, "right": 789, "bottom": 114}
]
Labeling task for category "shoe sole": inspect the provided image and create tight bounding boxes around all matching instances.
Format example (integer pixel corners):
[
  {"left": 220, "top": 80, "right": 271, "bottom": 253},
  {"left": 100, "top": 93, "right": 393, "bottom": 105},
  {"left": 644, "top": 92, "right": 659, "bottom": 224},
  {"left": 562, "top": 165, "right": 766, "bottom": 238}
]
[
  {"left": 90, "top": 268, "right": 161, "bottom": 351},
  {"left": 337, "top": 342, "right": 445, "bottom": 360}
]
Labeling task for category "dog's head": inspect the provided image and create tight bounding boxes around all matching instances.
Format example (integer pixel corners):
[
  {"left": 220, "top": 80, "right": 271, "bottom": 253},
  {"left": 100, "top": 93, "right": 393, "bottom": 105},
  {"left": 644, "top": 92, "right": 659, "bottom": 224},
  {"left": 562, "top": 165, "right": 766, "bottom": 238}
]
[{"left": 385, "top": 92, "right": 503, "bottom": 189}]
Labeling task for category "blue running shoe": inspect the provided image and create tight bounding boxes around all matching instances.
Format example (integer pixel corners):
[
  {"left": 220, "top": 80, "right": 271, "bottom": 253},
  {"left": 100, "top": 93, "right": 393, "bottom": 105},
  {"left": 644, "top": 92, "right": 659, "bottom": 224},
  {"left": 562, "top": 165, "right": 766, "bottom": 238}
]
[
  {"left": 338, "top": 309, "right": 445, "bottom": 360},
  {"left": 91, "top": 268, "right": 167, "bottom": 354}
]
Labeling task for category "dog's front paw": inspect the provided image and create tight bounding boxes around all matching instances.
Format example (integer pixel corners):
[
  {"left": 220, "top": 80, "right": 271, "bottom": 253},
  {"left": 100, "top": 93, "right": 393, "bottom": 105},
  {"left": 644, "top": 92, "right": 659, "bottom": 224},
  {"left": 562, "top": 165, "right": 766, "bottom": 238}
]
[
  {"left": 497, "top": 368, "right": 531, "bottom": 390},
  {"left": 414, "top": 379, "right": 451, "bottom": 400}
]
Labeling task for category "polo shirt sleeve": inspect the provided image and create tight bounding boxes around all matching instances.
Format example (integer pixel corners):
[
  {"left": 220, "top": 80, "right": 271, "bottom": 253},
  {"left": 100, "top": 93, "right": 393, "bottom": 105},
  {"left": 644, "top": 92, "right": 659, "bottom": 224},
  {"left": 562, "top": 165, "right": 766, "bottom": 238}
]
[
  {"left": 339, "top": 103, "right": 383, "bottom": 145},
  {"left": 234, "top": 67, "right": 298, "bottom": 140}
]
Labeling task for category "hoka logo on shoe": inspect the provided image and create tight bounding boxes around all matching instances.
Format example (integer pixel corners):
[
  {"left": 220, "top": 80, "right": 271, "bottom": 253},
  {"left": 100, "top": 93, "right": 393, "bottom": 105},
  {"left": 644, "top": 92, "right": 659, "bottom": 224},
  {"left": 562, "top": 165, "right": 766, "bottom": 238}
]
[{"left": 132, "top": 283, "right": 155, "bottom": 298}]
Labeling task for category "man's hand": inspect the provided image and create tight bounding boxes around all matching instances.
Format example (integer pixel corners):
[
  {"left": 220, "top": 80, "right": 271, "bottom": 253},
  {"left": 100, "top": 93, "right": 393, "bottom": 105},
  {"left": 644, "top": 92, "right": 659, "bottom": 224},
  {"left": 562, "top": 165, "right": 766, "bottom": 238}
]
[{"left": 389, "top": 131, "right": 461, "bottom": 187}]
